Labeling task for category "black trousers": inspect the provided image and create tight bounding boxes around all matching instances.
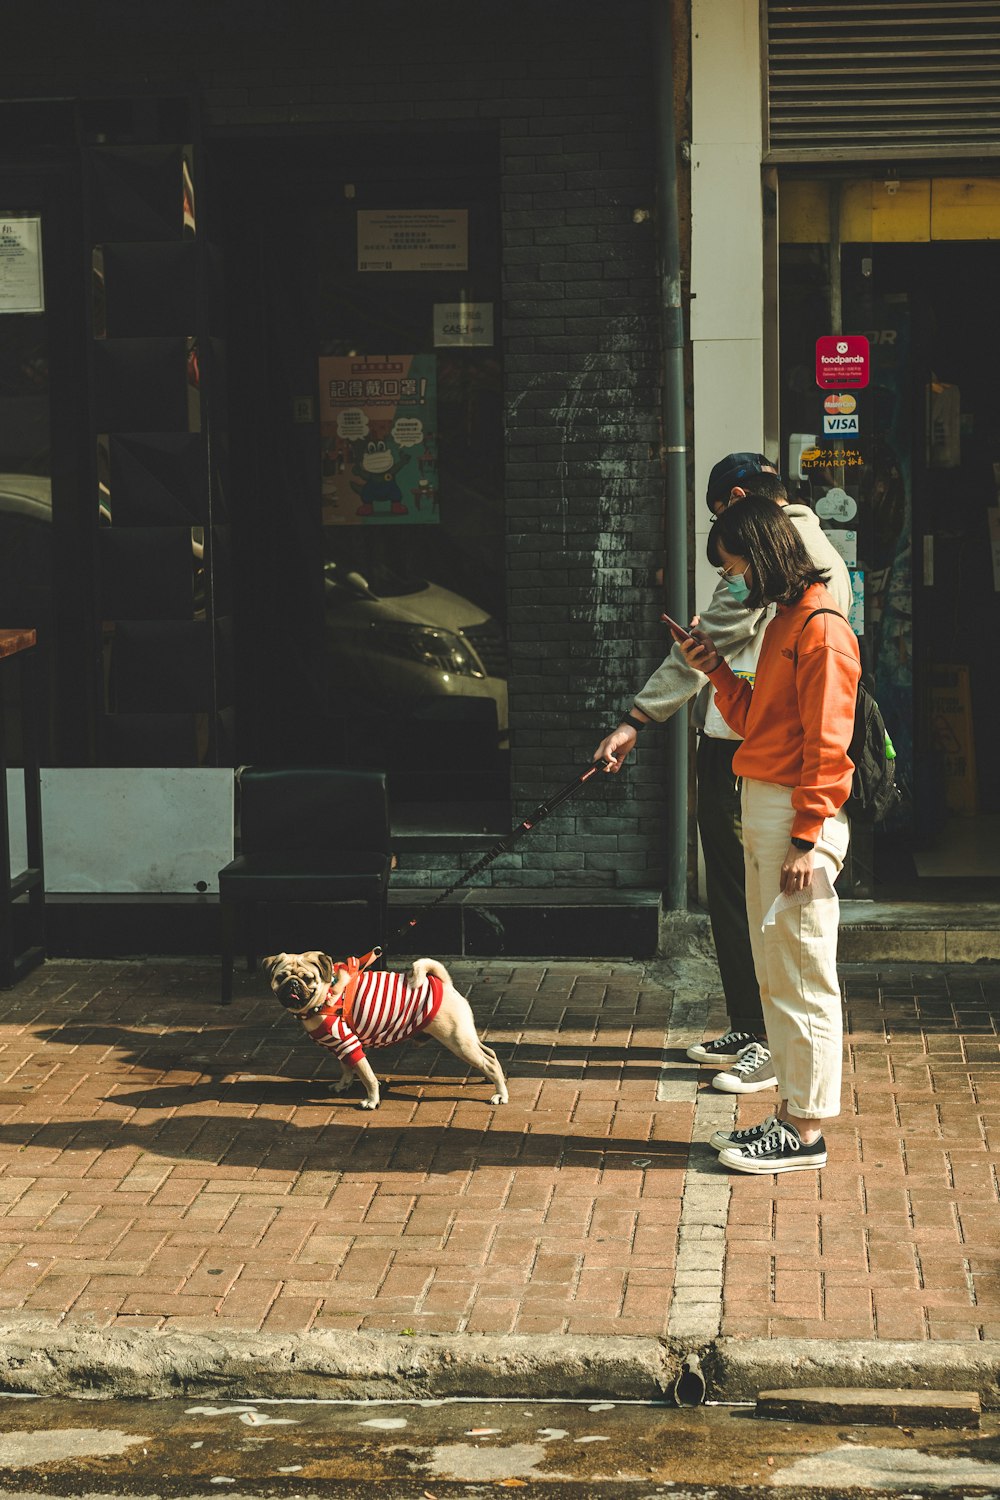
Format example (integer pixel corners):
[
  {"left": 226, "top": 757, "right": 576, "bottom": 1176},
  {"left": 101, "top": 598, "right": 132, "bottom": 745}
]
[{"left": 695, "top": 734, "right": 765, "bottom": 1035}]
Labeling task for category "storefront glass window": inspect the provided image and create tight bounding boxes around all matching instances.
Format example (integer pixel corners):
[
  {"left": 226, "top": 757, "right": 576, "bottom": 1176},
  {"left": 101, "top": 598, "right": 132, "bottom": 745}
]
[
  {"left": 220, "top": 132, "right": 506, "bottom": 817},
  {"left": 779, "top": 176, "right": 1000, "bottom": 893},
  {"left": 0, "top": 209, "right": 52, "bottom": 758}
]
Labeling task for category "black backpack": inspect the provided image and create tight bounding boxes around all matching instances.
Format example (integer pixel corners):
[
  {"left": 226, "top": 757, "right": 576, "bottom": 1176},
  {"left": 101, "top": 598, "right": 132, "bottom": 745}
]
[{"left": 797, "top": 608, "right": 900, "bottom": 825}]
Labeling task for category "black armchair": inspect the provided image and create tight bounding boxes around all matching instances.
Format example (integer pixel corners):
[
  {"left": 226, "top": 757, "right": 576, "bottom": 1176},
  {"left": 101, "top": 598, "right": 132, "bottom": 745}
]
[{"left": 217, "top": 766, "right": 391, "bottom": 1005}]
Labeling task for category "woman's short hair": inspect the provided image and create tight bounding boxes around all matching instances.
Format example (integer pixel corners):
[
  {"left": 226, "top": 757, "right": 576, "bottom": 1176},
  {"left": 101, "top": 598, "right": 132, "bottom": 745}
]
[{"left": 707, "top": 496, "right": 829, "bottom": 609}]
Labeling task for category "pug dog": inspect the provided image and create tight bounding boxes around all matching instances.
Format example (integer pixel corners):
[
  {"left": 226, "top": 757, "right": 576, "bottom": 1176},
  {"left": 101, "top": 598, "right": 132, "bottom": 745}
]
[{"left": 261, "top": 950, "right": 509, "bottom": 1110}]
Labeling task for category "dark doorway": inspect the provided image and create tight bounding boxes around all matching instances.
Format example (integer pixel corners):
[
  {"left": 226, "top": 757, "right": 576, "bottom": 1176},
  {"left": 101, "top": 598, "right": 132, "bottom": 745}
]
[
  {"left": 215, "top": 130, "right": 507, "bottom": 824},
  {"left": 848, "top": 241, "right": 1000, "bottom": 887},
  {"left": 780, "top": 230, "right": 1000, "bottom": 896},
  {"left": 0, "top": 160, "right": 92, "bottom": 769}
]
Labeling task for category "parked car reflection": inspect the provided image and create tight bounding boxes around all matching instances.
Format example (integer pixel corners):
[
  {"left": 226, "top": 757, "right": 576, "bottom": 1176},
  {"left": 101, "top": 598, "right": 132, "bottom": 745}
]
[
  {"left": 323, "top": 559, "right": 508, "bottom": 743},
  {"left": 0, "top": 473, "right": 52, "bottom": 624}
]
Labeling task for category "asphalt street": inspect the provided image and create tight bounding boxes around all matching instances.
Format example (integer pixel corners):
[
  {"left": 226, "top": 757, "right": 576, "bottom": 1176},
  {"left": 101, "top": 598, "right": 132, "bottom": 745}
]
[{"left": 0, "top": 1395, "right": 999, "bottom": 1498}]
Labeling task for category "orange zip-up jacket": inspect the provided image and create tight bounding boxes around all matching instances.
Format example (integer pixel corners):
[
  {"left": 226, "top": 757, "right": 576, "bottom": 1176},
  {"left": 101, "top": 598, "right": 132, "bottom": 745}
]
[{"left": 708, "top": 583, "right": 861, "bottom": 844}]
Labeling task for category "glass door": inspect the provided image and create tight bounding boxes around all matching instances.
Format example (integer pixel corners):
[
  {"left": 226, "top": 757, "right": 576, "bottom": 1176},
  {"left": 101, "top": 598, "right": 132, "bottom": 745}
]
[
  {"left": 778, "top": 175, "right": 1000, "bottom": 898},
  {"left": 218, "top": 132, "right": 508, "bottom": 825},
  {"left": 0, "top": 161, "right": 92, "bottom": 769},
  {"left": 0, "top": 191, "right": 55, "bottom": 765}
]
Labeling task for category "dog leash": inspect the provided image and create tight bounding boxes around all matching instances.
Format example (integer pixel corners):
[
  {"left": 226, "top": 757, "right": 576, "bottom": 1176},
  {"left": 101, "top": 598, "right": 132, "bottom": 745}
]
[
  {"left": 334, "top": 947, "right": 382, "bottom": 1028},
  {"left": 387, "top": 761, "right": 604, "bottom": 950}
]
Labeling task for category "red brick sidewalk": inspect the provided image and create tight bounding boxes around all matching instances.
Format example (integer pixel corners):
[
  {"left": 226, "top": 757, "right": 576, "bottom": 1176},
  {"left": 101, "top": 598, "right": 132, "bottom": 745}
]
[
  {"left": 0, "top": 959, "right": 689, "bottom": 1338},
  {"left": 0, "top": 958, "right": 997, "bottom": 1347},
  {"left": 722, "top": 964, "right": 1000, "bottom": 1342}
]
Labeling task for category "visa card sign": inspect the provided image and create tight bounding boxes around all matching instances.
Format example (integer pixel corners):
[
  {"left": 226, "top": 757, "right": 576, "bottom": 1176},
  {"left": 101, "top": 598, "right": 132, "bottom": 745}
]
[
  {"left": 816, "top": 335, "right": 870, "bottom": 389},
  {"left": 823, "top": 413, "right": 860, "bottom": 434}
]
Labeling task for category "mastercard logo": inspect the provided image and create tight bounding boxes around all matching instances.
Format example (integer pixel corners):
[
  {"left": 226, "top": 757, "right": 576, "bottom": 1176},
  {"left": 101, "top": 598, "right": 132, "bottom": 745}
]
[{"left": 823, "top": 393, "right": 857, "bottom": 415}]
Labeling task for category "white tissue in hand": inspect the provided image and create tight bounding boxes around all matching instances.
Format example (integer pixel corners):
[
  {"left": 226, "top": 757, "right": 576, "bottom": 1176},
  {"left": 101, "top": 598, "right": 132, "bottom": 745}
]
[{"left": 761, "top": 865, "right": 836, "bottom": 930}]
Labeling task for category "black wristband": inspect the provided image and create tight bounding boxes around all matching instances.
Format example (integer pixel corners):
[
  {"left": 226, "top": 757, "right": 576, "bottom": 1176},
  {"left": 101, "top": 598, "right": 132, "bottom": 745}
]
[
  {"left": 790, "top": 836, "right": 815, "bottom": 852},
  {"left": 620, "top": 711, "right": 647, "bottom": 733}
]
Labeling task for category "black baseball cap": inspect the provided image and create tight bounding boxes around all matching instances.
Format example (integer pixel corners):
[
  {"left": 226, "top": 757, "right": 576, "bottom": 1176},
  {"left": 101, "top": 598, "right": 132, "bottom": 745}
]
[{"left": 706, "top": 452, "right": 776, "bottom": 510}]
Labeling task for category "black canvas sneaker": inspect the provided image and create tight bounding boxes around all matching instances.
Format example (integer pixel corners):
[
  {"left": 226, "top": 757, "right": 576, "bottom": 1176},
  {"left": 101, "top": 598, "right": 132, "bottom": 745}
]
[
  {"left": 718, "top": 1119, "right": 827, "bottom": 1174},
  {"left": 686, "top": 1029, "right": 758, "bottom": 1065},
  {"left": 711, "top": 1042, "right": 778, "bottom": 1094},
  {"left": 709, "top": 1113, "right": 779, "bottom": 1153}
]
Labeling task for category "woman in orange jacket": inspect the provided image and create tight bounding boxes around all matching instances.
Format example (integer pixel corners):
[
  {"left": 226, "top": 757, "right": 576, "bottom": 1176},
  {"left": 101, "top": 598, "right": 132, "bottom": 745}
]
[{"left": 678, "top": 497, "right": 861, "bottom": 1175}]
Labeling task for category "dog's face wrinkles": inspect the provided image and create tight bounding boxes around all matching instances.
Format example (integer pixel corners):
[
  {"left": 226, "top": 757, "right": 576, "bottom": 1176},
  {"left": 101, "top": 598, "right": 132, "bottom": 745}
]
[{"left": 261, "top": 951, "right": 334, "bottom": 1011}]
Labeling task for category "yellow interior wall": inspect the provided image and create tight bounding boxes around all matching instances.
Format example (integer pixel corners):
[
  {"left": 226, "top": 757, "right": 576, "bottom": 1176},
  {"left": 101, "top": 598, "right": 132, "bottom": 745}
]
[
  {"left": 931, "top": 178, "right": 1000, "bottom": 240},
  {"left": 781, "top": 177, "right": 1000, "bottom": 243},
  {"left": 840, "top": 180, "right": 931, "bottom": 242}
]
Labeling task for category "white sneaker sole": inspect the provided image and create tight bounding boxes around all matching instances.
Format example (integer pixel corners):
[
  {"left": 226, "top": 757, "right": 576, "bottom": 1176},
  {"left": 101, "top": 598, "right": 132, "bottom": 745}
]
[
  {"left": 718, "top": 1148, "right": 827, "bottom": 1173},
  {"left": 711, "top": 1072, "right": 778, "bottom": 1094}
]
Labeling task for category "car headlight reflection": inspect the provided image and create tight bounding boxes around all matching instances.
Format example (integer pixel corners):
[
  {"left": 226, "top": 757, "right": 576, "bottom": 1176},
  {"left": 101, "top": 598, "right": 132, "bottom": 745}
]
[{"left": 368, "top": 623, "right": 485, "bottom": 677}]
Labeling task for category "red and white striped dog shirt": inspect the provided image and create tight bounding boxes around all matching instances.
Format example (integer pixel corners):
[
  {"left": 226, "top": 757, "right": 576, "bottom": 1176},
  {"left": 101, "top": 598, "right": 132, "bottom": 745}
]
[{"left": 303, "top": 968, "right": 443, "bottom": 1067}]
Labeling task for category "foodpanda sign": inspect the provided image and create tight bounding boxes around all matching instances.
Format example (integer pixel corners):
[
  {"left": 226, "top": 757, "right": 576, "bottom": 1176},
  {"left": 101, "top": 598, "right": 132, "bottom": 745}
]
[{"left": 815, "top": 335, "right": 870, "bottom": 389}]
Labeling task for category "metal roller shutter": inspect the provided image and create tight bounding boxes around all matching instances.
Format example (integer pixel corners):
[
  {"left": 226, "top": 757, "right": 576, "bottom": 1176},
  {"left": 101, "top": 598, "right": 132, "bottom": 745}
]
[{"left": 766, "top": 1, "right": 1000, "bottom": 161}]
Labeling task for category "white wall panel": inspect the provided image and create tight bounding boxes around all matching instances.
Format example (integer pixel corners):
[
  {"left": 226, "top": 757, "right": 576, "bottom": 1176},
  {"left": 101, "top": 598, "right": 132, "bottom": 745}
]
[
  {"left": 690, "top": 0, "right": 767, "bottom": 509},
  {"left": 690, "top": 143, "right": 765, "bottom": 343},
  {"left": 690, "top": 0, "right": 765, "bottom": 908},
  {"left": 691, "top": 338, "right": 764, "bottom": 607},
  {"left": 40, "top": 769, "right": 233, "bottom": 894},
  {"left": 692, "top": 0, "right": 762, "bottom": 149},
  {"left": 5, "top": 770, "right": 27, "bottom": 880}
]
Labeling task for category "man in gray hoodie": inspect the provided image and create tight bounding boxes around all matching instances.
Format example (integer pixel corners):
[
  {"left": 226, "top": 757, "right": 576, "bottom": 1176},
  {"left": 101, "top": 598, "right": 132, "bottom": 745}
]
[{"left": 594, "top": 454, "right": 852, "bottom": 1096}]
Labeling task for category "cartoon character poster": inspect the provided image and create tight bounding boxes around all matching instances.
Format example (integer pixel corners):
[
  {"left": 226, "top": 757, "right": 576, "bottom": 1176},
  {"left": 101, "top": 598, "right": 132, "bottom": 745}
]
[{"left": 319, "top": 354, "right": 438, "bottom": 526}]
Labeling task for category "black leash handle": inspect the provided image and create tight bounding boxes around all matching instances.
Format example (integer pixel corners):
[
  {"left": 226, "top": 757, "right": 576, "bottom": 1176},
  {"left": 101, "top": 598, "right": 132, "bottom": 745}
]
[{"left": 388, "top": 761, "right": 604, "bottom": 950}]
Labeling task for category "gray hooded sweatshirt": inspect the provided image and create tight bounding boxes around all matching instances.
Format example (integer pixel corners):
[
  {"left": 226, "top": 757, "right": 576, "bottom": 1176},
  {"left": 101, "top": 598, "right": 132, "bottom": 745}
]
[{"left": 632, "top": 504, "right": 853, "bottom": 732}]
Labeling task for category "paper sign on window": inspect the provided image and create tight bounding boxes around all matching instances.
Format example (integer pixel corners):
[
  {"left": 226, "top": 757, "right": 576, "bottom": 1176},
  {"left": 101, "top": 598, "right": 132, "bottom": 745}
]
[
  {"left": 0, "top": 217, "right": 44, "bottom": 313},
  {"left": 319, "top": 354, "right": 438, "bottom": 527},
  {"left": 357, "top": 210, "right": 468, "bottom": 273},
  {"left": 434, "top": 301, "right": 494, "bottom": 347}
]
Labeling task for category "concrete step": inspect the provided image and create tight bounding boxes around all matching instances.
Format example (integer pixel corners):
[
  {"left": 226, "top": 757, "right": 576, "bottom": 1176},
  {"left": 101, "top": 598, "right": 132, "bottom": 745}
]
[
  {"left": 840, "top": 901, "right": 1000, "bottom": 962},
  {"left": 43, "top": 892, "right": 1000, "bottom": 963}
]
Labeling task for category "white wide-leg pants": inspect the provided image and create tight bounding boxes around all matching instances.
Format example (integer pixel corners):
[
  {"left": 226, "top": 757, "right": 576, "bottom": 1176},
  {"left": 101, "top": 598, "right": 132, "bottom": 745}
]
[{"left": 740, "top": 778, "right": 850, "bottom": 1120}]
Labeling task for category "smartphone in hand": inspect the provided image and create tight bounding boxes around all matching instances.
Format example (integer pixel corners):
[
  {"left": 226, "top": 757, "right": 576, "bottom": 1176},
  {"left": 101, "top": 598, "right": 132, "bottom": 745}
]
[{"left": 660, "top": 612, "right": 693, "bottom": 640}]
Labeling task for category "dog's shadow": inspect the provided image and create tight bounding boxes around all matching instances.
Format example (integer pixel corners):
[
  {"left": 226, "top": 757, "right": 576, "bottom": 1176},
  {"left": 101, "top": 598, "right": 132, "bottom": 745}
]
[
  {"left": 31, "top": 1018, "right": 676, "bottom": 1093},
  {"left": 101, "top": 1077, "right": 474, "bottom": 1110},
  {"left": 14, "top": 1012, "right": 696, "bottom": 1171}
]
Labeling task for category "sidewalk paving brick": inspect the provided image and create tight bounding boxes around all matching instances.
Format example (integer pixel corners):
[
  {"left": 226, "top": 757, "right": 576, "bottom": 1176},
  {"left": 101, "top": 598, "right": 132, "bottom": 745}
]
[
  {"left": 0, "top": 956, "right": 996, "bottom": 1348},
  {"left": 0, "top": 958, "right": 687, "bottom": 1338},
  {"left": 720, "top": 963, "right": 1000, "bottom": 1341}
]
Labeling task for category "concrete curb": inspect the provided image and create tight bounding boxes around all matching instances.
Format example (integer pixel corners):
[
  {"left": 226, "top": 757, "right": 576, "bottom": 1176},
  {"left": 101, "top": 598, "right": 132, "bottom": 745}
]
[
  {"left": 0, "top": 1322, "right": 681, "bottom": 1402},
  {"left": 0, "top": 1322, "right": 997, "bottom": 1406},
  {"left": 704, "top": 1337, "right": 1000, "bottom": 1410}
]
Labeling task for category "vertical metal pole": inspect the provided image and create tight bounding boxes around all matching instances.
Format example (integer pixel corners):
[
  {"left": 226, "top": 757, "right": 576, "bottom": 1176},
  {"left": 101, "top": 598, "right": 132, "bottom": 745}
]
[
  {"left": 828, "top": 180, "right": 843, "bottom": 337},
  {"left": 654, "top": 0, "right": 688, "bottom": 912},
  {"left": 762, "top": 167, "right": 781, "bottom": 462}
]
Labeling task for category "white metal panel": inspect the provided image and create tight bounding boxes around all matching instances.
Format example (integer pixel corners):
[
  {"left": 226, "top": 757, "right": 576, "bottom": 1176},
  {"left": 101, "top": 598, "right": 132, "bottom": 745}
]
[
  {"left": 5, "top": 770, "right": 27, "bottom": 880},
  {"left": 691, "top": 0, "right": 767, "bottom": 520},
  {"left": 40, "top": 768, "right": 233, "bottom": 894},
  {"left": 692, "top": 338, "right": 765, "bottom": 606},
  {"left": 692, "top": 0, "right": 764, "bottom": 149},
  {"left": 690, "top": 143, "right": 766, "bottom": 342}
]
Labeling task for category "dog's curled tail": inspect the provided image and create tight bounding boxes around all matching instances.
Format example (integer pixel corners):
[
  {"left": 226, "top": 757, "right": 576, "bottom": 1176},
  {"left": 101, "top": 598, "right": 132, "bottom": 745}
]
[{"left": 410, "top": 957, "right": 452, "bottom": 987}]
